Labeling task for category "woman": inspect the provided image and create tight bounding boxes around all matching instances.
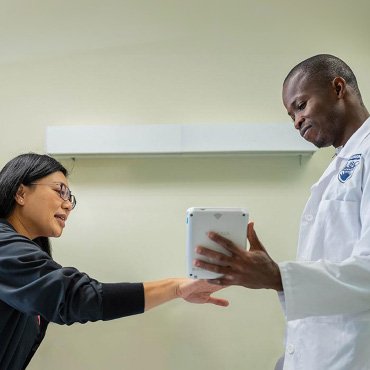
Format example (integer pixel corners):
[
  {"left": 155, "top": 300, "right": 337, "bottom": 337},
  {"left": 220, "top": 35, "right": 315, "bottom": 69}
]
[{"left": 0, "top": 153, "right": 228, "bottom": 370}]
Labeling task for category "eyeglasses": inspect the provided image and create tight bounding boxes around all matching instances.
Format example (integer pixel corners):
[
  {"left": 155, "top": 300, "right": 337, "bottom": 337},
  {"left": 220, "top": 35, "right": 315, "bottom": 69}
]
[{"left": 29, "top": 182, "right": 77, "bottom": 209}]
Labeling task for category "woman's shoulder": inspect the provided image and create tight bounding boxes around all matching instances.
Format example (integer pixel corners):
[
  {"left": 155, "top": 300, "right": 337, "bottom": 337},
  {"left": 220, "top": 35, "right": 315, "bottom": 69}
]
[{"left": 0, "top": 219, "right": 42, "bottom": 254}]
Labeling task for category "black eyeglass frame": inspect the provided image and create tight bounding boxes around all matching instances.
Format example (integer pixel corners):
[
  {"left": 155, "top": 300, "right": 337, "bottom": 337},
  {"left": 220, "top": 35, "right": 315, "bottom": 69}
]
[{"left": 29, "top": 182, "right": 77, "bottom": 209}]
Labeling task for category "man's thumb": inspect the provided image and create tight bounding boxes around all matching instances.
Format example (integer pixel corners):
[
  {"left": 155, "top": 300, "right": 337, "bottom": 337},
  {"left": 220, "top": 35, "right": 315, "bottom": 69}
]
[{"left": 247, "top": 222, "right": 267, "bottom": 252}]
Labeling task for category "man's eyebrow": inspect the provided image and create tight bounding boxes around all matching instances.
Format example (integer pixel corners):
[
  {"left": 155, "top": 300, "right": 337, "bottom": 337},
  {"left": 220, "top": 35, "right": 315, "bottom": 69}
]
[
  {"left": 286, "top": 100, "right": 296, "bottom": 115},
  {"left": 288, "top": 98, "right": 298, "bottom": 109}
]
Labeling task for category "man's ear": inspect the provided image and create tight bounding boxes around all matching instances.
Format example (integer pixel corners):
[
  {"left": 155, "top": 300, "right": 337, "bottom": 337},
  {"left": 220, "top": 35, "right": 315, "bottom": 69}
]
[
  {"left": 15, "top": 184, "right": 26, "bottom": 205},
  {"left": 332, "top": 77, "right": 346, "bottom": 98}
]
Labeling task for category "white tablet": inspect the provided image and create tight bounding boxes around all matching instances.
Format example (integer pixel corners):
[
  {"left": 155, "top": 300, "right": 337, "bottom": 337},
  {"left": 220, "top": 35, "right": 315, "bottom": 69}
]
[{"left": 186, "top": 207, "right": 248, "bottom": 279}]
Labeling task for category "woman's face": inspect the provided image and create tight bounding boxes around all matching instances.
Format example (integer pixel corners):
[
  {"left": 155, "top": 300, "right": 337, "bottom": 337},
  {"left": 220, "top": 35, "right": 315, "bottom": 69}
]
[{"left": 17, "top": 171, "right": 74, "bottom": 239}]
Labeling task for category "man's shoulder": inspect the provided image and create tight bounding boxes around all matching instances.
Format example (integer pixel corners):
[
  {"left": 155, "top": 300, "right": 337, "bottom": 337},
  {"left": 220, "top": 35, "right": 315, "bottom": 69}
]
[{"left": 350, "top": 132, "right": 370, "bottom": 159}]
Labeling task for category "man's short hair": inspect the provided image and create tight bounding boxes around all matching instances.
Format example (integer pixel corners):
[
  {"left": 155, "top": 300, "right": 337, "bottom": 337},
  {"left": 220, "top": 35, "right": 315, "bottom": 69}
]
[{"left": 284, "top": 54, "right": 361, "bottom": 99}]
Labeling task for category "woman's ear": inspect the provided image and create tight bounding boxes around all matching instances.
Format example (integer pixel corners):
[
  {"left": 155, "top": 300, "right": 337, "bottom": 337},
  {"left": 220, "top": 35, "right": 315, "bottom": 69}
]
[{"left": 15, "top": 184, "right": 26, "bottom": 205}]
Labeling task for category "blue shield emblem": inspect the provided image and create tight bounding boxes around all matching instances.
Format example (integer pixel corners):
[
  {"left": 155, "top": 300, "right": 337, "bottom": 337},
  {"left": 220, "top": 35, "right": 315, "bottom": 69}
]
[{"left": 338, "top": 153, "right": 362, "bottom": 183}]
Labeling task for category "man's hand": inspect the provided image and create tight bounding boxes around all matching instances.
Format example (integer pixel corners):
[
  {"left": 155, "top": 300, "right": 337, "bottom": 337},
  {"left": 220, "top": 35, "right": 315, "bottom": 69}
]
[{"left": 194, "top": 222, "right": 283, "bottom": 291}]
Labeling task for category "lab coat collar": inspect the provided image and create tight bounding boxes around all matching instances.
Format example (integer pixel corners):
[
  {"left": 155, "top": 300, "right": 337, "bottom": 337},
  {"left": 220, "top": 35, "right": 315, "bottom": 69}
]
[{"left": 336, "top": 117, "right": 370, "bottom": 159}]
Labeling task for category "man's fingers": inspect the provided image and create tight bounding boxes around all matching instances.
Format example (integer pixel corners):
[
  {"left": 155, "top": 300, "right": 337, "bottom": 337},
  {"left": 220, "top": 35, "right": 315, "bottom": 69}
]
[
  {"left": 207, "top": 231, "right": 245, "bottom": 257},
  {"left": 195, "top": 246, "right": 231, "bottom": 265},
  {"left": 194, "top": 258, "right": 230, "bottom": 274}
]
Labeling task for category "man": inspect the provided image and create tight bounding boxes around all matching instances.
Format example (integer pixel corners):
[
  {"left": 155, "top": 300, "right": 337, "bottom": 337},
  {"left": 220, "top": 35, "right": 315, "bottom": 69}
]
[{"left": 194, "top": 54, "right": 370, "bottom": 369}]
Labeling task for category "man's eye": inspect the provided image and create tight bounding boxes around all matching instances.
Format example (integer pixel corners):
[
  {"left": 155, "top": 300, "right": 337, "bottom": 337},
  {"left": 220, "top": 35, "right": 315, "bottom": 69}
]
[{"left": 298, "top": 102, "right": 306, "bottom": 110}]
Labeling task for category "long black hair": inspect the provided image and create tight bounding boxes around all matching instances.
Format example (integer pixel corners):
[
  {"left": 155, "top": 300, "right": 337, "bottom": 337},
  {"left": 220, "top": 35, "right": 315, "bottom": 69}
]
[{"left": 0, "top": 153, "right": 69, "bottom": 256}]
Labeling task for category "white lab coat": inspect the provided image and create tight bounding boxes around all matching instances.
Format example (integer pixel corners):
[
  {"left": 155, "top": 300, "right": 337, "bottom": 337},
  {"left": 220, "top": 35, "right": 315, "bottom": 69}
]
[{"left": 278, "top": 117, "right": 370, "bottom": 370}]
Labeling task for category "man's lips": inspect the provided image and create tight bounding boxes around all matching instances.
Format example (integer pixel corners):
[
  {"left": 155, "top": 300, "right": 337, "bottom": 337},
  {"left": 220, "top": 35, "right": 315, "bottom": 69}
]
[{"left": 300, "top": 125, "right": 312, "bottom": 138}]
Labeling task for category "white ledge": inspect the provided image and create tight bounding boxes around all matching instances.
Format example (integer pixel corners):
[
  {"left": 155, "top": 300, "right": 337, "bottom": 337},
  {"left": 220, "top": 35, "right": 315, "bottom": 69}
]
[{"left": 46, "top": 123, "right": 316, "bottom": 157}]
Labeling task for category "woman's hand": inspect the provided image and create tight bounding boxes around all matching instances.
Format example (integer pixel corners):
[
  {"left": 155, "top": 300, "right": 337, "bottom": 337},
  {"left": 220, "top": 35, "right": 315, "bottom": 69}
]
[
  {"left": 176, "top": 279, "right": 229, "bottom": 307},
  {"left": 143, "top": 278, "right": 229, "bottom": 311}
]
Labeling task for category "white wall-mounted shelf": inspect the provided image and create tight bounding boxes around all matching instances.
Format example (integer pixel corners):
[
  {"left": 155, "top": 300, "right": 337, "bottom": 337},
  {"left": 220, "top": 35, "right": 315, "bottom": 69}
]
[{"left": 46, "top": 123, "right": 316, "bottom": 157}]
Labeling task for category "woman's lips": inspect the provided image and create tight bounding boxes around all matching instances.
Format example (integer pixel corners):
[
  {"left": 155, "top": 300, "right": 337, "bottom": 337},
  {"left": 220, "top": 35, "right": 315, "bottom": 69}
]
[{"left": 55, "top": 214, "right": 66, "bottom": 227}]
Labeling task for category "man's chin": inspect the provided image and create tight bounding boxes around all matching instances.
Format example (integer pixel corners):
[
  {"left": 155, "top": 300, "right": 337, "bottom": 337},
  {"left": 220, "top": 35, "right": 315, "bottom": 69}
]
[
  {"left": 315, "top": 142, "right": 332, "bottom": 149},
  {"left": 310, "top": 137, "right": 332, "bottom": 148}
]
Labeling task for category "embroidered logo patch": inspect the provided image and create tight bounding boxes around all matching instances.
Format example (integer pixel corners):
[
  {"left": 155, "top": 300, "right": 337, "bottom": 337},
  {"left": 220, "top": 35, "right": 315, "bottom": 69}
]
[{"left": 338, "top": 153, "right": 362, "bottom": 183}]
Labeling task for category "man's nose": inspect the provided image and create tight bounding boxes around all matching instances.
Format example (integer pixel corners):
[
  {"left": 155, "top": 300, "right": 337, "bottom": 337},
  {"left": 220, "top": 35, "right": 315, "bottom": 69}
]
[{"left": 294, "top": 114, "right": 305, "bottom": 130}]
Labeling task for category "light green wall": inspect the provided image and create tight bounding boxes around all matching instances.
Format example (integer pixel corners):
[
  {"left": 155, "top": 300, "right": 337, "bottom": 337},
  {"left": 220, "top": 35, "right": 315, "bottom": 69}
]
[{"left": 0, "top": 1, "right": 369, "bottom": 369}]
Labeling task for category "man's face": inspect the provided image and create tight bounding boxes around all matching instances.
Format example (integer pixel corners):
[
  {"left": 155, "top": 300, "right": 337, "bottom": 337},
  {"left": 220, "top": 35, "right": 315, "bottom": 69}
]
[{"left": 282, "top": 71, "right": 345, "bottom": 148}]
